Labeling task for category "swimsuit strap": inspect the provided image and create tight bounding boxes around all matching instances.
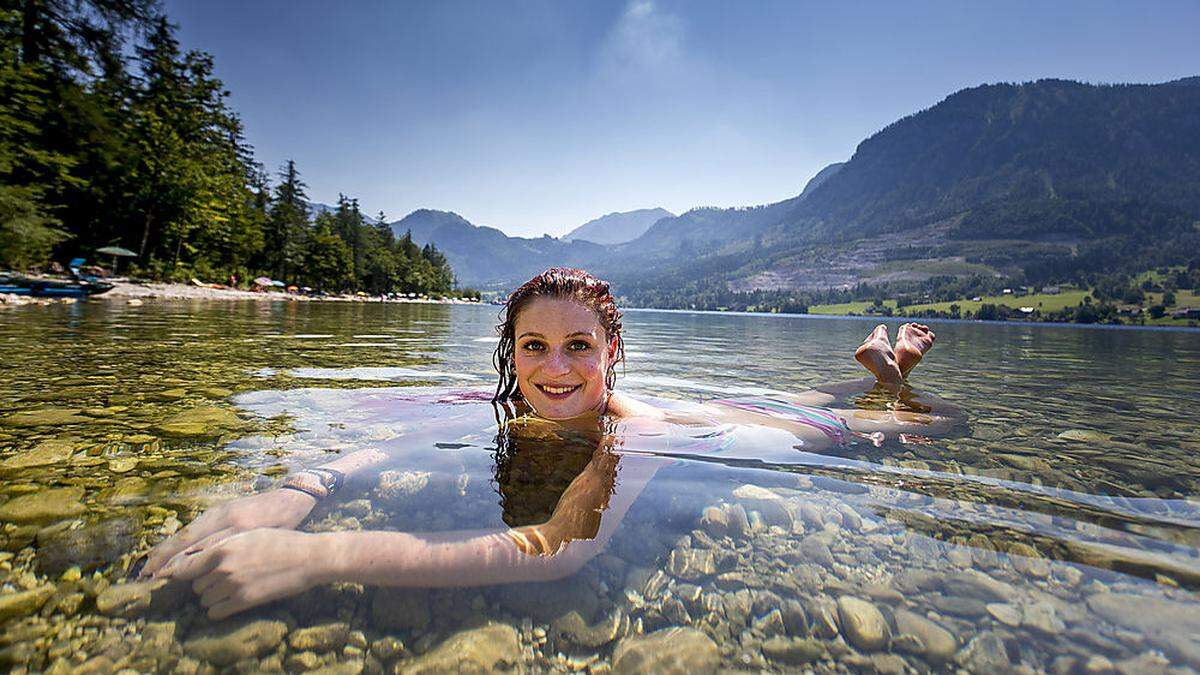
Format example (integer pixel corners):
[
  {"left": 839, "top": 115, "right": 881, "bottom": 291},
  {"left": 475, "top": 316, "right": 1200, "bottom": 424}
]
[{"left": 712, "top": 397, "right": 852, "bottom": 444}]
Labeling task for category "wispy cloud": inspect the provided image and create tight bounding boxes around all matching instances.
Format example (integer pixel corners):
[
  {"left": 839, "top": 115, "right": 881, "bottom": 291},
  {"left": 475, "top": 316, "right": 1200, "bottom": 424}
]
[{"left": 596, "top": 0, "right": 686, "bottom": 81}]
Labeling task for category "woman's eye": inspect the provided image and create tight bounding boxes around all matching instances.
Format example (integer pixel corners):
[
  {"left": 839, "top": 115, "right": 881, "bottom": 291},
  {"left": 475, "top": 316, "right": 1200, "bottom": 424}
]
[
  {"left": 521, "top": 341, "right": 545, "bottom": 352},
  {"left": 568, "top": 340, "right": 591, "bottom": 352}
]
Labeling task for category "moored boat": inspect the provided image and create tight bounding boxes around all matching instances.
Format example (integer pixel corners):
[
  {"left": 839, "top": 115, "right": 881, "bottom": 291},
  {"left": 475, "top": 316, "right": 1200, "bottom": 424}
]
[{"left": 0, "top": 274, "right": 114, "bottom": 298}]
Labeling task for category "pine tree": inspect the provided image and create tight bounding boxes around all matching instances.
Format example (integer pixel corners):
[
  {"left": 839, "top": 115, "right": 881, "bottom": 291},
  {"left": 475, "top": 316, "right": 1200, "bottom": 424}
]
[{"left": 265, "top": 160, "right": 309, "bottom": 280}]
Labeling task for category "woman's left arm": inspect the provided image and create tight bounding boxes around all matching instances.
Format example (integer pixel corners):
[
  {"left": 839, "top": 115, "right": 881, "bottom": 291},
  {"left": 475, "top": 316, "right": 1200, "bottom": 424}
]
[{"left": 160, "top": 454, "right": 665, "bottom": 619}]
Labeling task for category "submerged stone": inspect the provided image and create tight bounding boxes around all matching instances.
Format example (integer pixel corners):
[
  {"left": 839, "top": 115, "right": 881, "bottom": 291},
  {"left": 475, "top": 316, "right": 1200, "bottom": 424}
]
[
  {"left": 0, "top": 408, "right": 89, "bottom": 427},
  {"left": 0, "top": 487, "right": 86, "bottom": 523},
  {"left": 183, "top": 618, "right": 287, "bottom": 666},
  {"left": 893, "top": 609, "right": 958, "bottom": 662},
  {"left": 288, "top": 622, "right": 349, "bottom": 652},
  {"left": 400, "top": 623, "right": 520, "bottom": 675},
  {"left": 836, "top": 596, "right": 889, "bottom": 651},
  {"left": 37, "top": 515, "right": 141, "bottom": 575},
  {"left": 612, "top": 627, "right": 719, "bottom": 675},
  {"left": 0, "top": 585, "right": 54, "bottom": 622},
  {"left": 0, "top": 439, "right": 75, "bottom": 468},
  {"left": 154, "top": 406, "right": 244, "bottom": 437},
  {"left": 761, "top": 636, "right": 824, "bottom": 664}
]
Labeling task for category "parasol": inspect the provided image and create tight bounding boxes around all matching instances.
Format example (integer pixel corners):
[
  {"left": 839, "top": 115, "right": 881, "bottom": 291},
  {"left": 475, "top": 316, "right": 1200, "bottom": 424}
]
[{"left": 96, "top": 246, "right": 137, "bottom": 274}]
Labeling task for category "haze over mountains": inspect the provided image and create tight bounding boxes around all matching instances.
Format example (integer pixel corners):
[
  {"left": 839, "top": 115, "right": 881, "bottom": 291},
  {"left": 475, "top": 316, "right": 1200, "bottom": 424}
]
[{"left": 378, "top": 77, "right": 1200, "bottom": 296}]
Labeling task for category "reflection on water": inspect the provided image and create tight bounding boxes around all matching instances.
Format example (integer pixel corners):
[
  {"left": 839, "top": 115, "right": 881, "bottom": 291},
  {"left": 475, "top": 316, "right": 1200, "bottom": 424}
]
[{"left": 1, "top": 301, "right": 1199, "bottom": 673}]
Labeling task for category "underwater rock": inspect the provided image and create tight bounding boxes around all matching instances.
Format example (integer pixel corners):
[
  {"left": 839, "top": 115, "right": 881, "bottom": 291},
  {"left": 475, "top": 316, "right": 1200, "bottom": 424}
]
[
  {"left": 667, "top": 546, "right": 716, "bottom": 581},
  {"left": 0, "top": 585, "right": 54, "bottom": 622},
  {"left": 798, "top": 536, "right": 835, "bottom": 568},
  {"left": 958, "top": 631, "right": 1011, "bottom": 671},
  {"left": 400, "top": 623, "right": 520, "bottom": 675},
  {"left": 0, "top": 408, "right": 89, "bottom": 427},
  {"left": 1023, "top": 601, "right": 1065, "bottom": 636},
  {"left": 836, "top": 596, "right": 889, "bottom": 651},
  {"left": 761, "top": 636, "right": 824, "bottom": 665},
  {"left": 183, "top": 618, "right": 287, "bottom": 666},
  {"left": 699, "top": 506, "right": 728, "bottom": 538},
  {"left": 985, "top": 602, "right": 1022, "bottom": 627},
  {"left": 37, "top": 515, "right": 141, "bottom": 575},
  {"left": 552, "top": 608, "right": 624, "bottom": 648},
  {"left": 0, "top": 439, "right": 75, "bottom": 468},
  {"left": 1057, "top": 429, "right": 1110, "bottom": 442},
  {"left": 289, "top": 622, "right": 349, "bottom": 652},
  {"left": 893, "top": 609, "right": 958, "bottom": 663},
  {"left": 611, "top": 627, "right": 719, "bottom": 675},
  {"left": 1087, "top": 593, "right": 1200, "bottom": 666},
  {"left": 942, "top": 571, "right": 1015, "bottom": 602},
  {"left": 95, "top": 578, "right": 187, "bottom": 617},
  {"left": 1008, "top": 542, "right": 1050, "bottom": 578},
  {"left": 725, "top": 503, "right": 751, "bottom": 539},
  {"left": 154, "top": 406, "right": 244, "bottom": 437},
  {"left": 0, "top": 486, "right": 86, "bottom": 523}
]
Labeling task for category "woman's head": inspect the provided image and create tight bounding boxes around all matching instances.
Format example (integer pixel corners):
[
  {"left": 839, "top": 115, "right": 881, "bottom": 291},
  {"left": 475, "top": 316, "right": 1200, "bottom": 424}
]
[{"left": 493, "top": 268, "right": 624, "bottom": 419}]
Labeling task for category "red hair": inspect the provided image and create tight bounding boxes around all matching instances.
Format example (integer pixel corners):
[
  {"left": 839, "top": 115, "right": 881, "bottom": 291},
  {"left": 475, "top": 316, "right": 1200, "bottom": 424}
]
[{"left": 493, "top": 268, "right": 625, "bottom": 402}]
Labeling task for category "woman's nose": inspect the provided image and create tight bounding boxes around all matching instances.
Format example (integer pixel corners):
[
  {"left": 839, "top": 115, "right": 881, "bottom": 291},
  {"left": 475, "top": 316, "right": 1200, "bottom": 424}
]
[{"left": 543, "top": 349, "right": 571, "bottom": 375}]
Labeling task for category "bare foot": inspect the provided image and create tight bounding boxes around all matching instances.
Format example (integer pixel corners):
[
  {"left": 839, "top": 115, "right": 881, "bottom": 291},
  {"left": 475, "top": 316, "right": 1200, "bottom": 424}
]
[
  {"left": 894, "top": 323, "right": 935, "bottom": 378},
  {"left": 854, "top": 324, "right": 903, "bottom": 389}
]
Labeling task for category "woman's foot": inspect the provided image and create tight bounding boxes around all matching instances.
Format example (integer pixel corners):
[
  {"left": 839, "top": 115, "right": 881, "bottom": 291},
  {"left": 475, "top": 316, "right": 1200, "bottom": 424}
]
[
  {"left": 894, "top": 323, "right": 935, "bottom": 377},
  {"left": 854, "top": 324, "right": 903, "bottom": 389}
]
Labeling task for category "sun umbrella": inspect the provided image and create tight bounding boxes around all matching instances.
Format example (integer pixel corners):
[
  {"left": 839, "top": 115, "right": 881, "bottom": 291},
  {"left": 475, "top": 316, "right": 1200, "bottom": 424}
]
[
  {"left": 253, "top": 276, "right": 272, "bottom": 286},
  {"left": 271, "top": 280, "right": 286, "bottom": 287},
  {"left": 96, "top": 245, "right": 137, "bottom": 274}
]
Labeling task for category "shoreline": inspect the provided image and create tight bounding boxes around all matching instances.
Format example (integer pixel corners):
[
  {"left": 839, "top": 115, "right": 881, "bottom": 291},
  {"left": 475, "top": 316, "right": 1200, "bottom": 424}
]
[{"left": 1, "top": 280, "right": 481, "bottom": 306}]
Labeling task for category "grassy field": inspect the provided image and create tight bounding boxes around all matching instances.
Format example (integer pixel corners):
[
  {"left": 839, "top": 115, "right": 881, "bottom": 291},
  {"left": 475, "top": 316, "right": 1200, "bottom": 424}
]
[{"left": 808, "top": 286, "right": 1199, "bottom": 327}]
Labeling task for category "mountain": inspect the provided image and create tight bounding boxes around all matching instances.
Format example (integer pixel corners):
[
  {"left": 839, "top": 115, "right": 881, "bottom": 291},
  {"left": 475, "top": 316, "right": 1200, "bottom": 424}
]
[
  {"left": 606, "top": 78, "right": 1200, "bottom": 295},
  {"left": 388, "top": 209, "right": 604, "bottom": 289},
  {"left": 561, "top": 207, "right": 674, "bottom": 245}
]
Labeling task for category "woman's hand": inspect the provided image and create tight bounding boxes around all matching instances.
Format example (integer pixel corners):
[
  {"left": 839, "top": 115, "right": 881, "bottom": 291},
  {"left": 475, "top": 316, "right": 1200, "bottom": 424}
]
[
  {"left": 140, "top": 488, "right": 317, "bottom": 579},
  {"left": 155, "top": 529, "right": 331, "bottom": 620}
]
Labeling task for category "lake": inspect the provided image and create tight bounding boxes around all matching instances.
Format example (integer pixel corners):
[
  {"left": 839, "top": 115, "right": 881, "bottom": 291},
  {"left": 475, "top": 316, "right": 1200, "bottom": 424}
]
[{"left": 1, "top": 300, "right": 1199, "bottom": 673}]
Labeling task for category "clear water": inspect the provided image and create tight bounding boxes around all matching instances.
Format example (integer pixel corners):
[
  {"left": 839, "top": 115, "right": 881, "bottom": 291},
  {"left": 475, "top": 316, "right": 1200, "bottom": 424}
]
[{"left": 1, "top": 300, "right": 1199, "bottom": 673}]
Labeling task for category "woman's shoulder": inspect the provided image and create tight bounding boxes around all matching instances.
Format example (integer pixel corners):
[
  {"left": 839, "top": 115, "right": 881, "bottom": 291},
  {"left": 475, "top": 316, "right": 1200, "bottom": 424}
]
[{"left": 606, "top": 392, "right": 666, "bottom": 420}]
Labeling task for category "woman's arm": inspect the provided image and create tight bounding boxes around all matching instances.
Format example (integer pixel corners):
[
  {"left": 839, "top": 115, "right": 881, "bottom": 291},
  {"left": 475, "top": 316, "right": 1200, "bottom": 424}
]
[{"left": 159, "top": 455, "right": 665, "bottom": 619}]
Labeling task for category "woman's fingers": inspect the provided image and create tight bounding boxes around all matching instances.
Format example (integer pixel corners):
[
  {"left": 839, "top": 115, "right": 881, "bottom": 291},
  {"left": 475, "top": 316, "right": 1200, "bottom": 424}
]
[
  {"left": 141, "top": 513, "right": 226, "bottom": 577},
  {"left": 155, "top": 527, "right": 235, "bottom": 580}
]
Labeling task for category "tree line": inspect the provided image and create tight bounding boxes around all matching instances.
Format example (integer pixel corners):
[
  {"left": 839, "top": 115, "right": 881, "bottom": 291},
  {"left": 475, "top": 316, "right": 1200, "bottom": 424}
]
[{"left": 0, "top": 1, "right": 462, "bottom": 296}]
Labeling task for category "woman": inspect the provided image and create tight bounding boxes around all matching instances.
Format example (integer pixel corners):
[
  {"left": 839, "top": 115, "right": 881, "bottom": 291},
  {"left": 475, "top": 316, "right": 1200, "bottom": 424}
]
[{"left": 141, "top": 268, "right": 948, "bottom": 619}]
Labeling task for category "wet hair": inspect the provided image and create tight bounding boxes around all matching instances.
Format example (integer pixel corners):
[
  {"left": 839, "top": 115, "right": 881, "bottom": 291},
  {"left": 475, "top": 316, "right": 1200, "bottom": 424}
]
[{"left": 492, "top": 267, "right": 625, "bottom": 402}]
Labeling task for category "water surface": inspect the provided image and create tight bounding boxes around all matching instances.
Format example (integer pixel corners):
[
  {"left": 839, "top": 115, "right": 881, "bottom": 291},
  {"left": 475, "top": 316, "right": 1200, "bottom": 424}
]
[{"left": 1, "top": 300, "right": 1199, "bottom": 673}]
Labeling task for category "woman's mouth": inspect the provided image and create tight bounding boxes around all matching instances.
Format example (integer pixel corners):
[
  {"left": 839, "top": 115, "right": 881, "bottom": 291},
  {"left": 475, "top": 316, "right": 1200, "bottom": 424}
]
[{"left": 536, "top": 383, "right": 581, "bottom": 399}]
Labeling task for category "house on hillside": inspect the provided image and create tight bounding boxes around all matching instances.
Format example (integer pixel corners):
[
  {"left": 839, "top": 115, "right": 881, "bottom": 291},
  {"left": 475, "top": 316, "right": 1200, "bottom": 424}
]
[
  {"left": 1041, "top": 286, "right": 1061, "bottom": 295},
  {"left": 1171, "top": 307, "right": 1200, "bottom": 319}
]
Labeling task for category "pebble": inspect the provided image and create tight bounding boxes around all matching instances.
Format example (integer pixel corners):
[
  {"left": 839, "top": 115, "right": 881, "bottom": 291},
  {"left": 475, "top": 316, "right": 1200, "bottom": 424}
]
[
  {"left": 0, "top": 439, "right": 75, "bottom": 468},
  {"left": 400, "top": 623, "right": 520, "bottom": 674},
  {"left": 894, "top": 609, "right": 958, "bottom": 663},
  {"left": 699, "top": 506, "right": 728, "bottom": 538},
  {"left": 288, "top": 622, "right": 350, "bottom": 652},
  {"left": 761, "top": 636, "right": 824, "bottom": 664},
  {"left": 183, "top": 619, "right": 287, "bottom": 666},
  {"left": 611, "top": 627, "right": 719, "bottom": 675},
  {"left": 986, "top": 602, "right": 1022, "bottom": 626},
  {"left": 0, "top": 585, "right": 55, "bottom": 622},
  {"left": 0, "top": 487, "right": 86, "bottom": 523},
  {"left": 836, "top": 596, "right": 889, "bottom": 651}
]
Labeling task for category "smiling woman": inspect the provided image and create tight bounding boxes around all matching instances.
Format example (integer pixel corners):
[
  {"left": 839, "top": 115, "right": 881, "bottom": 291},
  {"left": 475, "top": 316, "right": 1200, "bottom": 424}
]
[{"left": 137, "top": 267, "right": 954, "bottom": 620}]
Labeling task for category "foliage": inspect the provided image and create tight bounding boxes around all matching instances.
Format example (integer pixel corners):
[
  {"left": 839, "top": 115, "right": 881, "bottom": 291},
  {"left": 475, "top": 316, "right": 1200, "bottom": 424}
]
[{"left": 0, "top": 2, "right": 456, "bottom": 295}]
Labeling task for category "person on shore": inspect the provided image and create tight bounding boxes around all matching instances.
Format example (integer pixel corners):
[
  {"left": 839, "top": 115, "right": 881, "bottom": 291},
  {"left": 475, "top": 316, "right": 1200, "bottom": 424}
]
[{"left": 140, "top": 267, "right": 949, "bottom": 619}]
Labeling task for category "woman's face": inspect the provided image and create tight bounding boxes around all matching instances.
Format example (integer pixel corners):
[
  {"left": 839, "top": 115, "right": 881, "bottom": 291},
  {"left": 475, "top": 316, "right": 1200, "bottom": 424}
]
[{"left": 513, "top": 297, "right": 616, "bottom": 420}]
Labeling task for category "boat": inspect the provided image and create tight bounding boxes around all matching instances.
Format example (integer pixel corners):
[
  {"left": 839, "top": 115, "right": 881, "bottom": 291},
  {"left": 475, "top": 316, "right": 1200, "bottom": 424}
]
[{"left": 0, "top": 274, "right": 114, "bottom": 298}]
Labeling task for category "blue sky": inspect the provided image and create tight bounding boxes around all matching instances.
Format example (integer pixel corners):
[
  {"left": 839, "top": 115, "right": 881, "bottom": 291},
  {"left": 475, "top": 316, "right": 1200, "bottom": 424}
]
[{"left": 166, "top": 0, "right": 1200, "bottom": 237}]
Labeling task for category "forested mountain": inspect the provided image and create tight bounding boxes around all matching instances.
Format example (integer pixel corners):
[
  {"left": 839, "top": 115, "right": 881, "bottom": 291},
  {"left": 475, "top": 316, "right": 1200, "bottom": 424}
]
[
  {"left": 602, "top": 78, "right": 1200, "bottom": 302},
  {"left": 561, "top": 207, "right": 673, "bottom": 245},
  {"left": 388, "top": 209, "right": 603, "bottom": 288}
]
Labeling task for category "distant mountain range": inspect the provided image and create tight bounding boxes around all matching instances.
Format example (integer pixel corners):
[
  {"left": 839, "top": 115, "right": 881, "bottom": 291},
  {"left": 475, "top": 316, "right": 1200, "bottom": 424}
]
[
  {"left": 306, "top": 201, "right": 383, "bottom": 225},
  {"left": 561, "top": 208, "right": 674, "bottom": 245},
  {"left": 363, "top": 77, "right": 1200, "bottom": 295}
]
